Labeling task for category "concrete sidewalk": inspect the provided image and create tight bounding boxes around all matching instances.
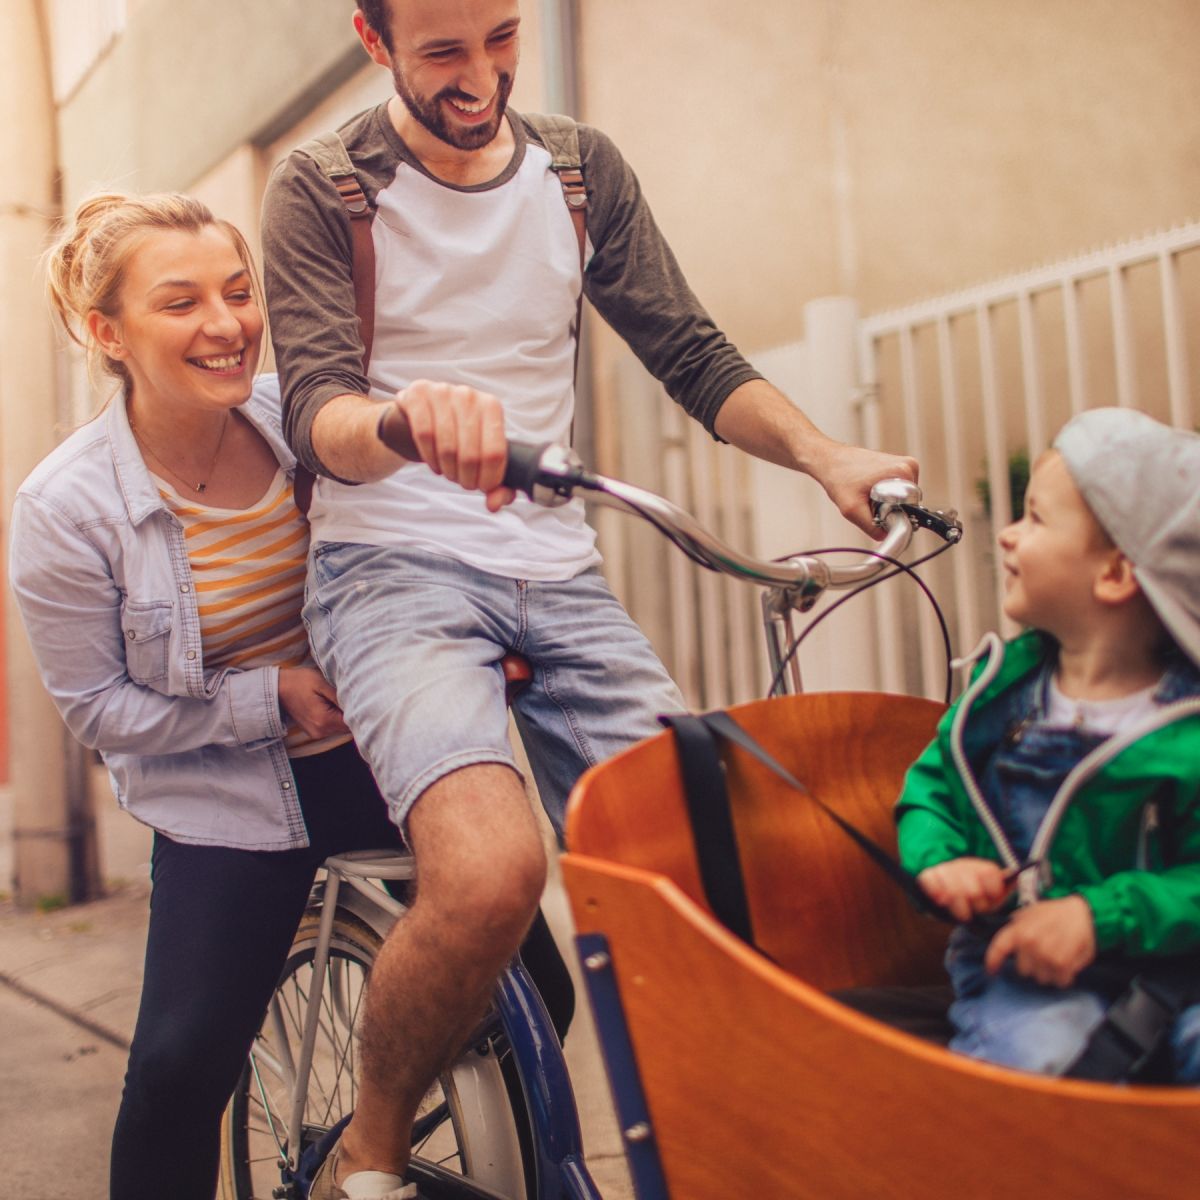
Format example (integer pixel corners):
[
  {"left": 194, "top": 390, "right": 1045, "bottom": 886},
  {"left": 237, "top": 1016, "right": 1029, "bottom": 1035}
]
[
  {"left": 0, "top": 782, "right": 633, "bottom": 1198},
  {"left": 0, "top": 789, "right": 151, "bottom": 1200},
  {"left": 0, "top": 882, "right": 148, "bottom": 1198}
]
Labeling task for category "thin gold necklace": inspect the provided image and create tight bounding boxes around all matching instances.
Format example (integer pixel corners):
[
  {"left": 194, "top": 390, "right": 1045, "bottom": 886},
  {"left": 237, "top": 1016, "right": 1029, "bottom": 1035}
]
[{"left": 132, "top": 413, "right": 231, "bottom": 495}]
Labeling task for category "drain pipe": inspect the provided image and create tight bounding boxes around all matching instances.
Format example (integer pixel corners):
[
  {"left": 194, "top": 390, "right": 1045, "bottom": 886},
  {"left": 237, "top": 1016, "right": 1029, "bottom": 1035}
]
[
  {"left": 539, "top": 0, "right": 595, "bottom": 470},
  {"left": 0, "top": 0, "right": 99, "bottom": 906},
  {"left": 540, "top": 0, "right": 581, "bottom": 117}
]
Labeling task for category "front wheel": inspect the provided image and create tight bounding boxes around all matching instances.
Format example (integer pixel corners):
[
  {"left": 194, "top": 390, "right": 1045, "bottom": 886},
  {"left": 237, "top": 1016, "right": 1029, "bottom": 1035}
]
[{"left": 217, "top": 907, "right": 534, "bottom": 1199}]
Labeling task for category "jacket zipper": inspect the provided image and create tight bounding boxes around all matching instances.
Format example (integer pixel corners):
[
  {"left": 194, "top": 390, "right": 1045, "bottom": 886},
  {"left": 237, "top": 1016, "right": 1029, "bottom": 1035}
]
[
  {"left": 948, "top": 637, "right": 1200, "bottom": 904},
  {"left": 1025, "top": 695, "right": 1200, "bottom": 900}
]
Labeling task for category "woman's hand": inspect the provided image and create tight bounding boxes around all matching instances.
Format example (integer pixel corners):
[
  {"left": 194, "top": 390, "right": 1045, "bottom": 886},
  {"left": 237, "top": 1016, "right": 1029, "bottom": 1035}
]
[
  {"left": 278, "top": 667, "right": 350, "bottom": 740},
  {"left": 917, "top": 857, "right": 1014, "bottom": 922},
  {"left": 984, "top": 896, "right": 1097, "bottom": 988}
]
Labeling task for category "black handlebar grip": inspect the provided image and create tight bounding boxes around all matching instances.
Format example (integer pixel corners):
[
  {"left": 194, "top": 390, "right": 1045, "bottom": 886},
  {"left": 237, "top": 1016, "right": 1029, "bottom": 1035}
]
[
  {"left": 378, "top": 406, "right": 550, "bottom": 497},
  {"left": 376, "top": 403, "right": 420, "bottom": 462},
  {"left": 502, "top": 440, "right": 552, "bottom": 497}
]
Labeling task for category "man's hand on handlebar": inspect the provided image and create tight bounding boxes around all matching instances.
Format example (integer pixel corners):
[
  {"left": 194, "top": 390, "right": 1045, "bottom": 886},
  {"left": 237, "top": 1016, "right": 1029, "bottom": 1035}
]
[
  {"left": 375, "top": 388, "right": 925, "bottom": 538},
  {"left": 813, "top": 442, "right": 920, "bottom": 540},
  {"left": 383, "top": 381, "right": 517, "bottom": 511}
]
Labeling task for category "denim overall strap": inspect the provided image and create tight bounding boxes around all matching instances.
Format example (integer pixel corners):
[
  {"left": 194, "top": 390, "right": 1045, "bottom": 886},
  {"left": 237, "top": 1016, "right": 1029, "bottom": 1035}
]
[{"left": 979, "top": 665, "right": 1108, "bottom": 864}]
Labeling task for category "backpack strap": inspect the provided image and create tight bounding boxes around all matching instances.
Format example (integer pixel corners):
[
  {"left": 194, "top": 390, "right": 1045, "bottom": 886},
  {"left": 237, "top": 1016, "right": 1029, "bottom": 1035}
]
[
  {"left": 295, "top": 132, "right": 376, "bottom": 371},
  {"left": 289, "top": 120, "right": 583, "bottom": 513},
  {"left": 524, "top": 113, "right": 588, "bottom": 387},
  {"left": 524, "top": 113, "right": 587, "bottom": 270},
  {"left": 292, "top": 132, "right": 376, "bottom": 513}
]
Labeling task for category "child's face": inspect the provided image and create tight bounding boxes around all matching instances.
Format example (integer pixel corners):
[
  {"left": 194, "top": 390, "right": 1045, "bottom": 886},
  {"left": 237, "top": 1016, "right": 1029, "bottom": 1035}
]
[{"left": 997, "top": 451, "right": 1114, "bottom": 638}]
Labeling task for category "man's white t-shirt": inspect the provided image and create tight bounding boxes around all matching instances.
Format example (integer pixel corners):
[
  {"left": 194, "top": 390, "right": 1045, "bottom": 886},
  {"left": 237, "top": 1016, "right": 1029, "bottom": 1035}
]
[{"left": 308, "top": 138, "right": 598, "bottom": 581}]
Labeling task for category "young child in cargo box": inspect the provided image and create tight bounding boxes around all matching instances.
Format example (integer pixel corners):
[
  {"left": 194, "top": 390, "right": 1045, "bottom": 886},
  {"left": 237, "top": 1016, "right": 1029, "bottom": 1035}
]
[{"left": 895, "top": 407, "right": 1200, "bottom": 1080}]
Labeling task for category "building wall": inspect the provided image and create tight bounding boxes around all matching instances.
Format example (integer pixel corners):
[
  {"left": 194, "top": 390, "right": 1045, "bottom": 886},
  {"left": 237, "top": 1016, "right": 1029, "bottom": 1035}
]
[
  {"left": 48, "top": 1, "right": 1200, "bottom": 366},
  {"left": 55, "top": 1, "right": 362, "bottom": 205},
  {"left": 579, "top": 0, "right": 1200, "bottom": 354},
  {"left": 26, "top": 0, "right": 1200, "bottom": 703}
]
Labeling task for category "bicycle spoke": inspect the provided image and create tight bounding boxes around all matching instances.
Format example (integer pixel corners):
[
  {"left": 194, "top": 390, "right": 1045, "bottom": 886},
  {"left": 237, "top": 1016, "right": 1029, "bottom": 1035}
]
[
  {"left": 312, "top": 960, "right": 362, "bottom": 1127},
  {"left": 223, "top": 916, "right": 530, "bottom": 1200},
  {"left": 411, "top": 1099, "right": 450, "bottom": 1146},
  {"left": 249, "top": 1050, "right": 287, "bottom": 1159},
  {"left": 325, "top": 961, "right": 358, "bottom": 1122}
]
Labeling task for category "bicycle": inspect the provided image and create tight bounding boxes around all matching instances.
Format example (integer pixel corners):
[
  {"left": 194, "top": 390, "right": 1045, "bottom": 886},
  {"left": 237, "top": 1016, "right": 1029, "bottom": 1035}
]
[
  {"left": 218, "top": 843, "right": 597, "bottom": 1200},
  {"left": 501, "top": 444, "right": 1200, "bottom": 1200},
  {"left": 217, "top": 649, "right": 599, "bottom": 1197},
  {"left": 500, "top": 439, "right": 962, "bottom": 701},
  {"left": 497, "top": 440, "right": 966, "bottom": 1200},
  {"left": 218, "top": 420, "right": 956, "bottom": 1200}
]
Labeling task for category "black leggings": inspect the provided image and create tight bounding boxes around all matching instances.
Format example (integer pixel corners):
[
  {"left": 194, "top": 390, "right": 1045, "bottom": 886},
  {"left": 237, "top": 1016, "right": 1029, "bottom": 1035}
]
[
  {"left": 108, "top": 742, "right": 574, "bottom": 1200},
  {"left": 109, "top": 742, "right": 400, "bottom": 1199}
]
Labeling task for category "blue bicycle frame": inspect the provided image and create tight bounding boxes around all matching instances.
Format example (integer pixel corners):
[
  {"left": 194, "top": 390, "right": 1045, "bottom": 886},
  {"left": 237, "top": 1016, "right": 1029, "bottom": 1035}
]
[{"left": 496, "top": 960, "right": 603, "bottom": 1200}]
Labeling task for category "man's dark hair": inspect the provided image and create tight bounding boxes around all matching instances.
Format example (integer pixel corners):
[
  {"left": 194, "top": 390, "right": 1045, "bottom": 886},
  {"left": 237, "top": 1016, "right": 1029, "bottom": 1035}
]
[{"left": 358, "top": 1, "right": 393, "bottom": 49}]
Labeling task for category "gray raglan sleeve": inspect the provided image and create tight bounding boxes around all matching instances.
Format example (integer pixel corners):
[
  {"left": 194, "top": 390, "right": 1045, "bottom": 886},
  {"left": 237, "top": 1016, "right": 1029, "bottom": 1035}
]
[
  {"left": 260, "top": 153, "right": 370, "bottom": 477},
  {"left": 579, "top": 126, "right": 763, "bottom": 435}
]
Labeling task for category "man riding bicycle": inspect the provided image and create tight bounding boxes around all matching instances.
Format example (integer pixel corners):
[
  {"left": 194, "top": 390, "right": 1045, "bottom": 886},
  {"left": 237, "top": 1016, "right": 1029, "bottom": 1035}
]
[{"left": 261, "top": 1, "right": 918, "bottom": 1194}]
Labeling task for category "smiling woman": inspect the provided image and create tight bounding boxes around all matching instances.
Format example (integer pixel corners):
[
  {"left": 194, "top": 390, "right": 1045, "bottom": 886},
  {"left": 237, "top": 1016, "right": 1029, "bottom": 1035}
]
[{"left": 9, "top": 192, "right": 406, "bottom": 1200}]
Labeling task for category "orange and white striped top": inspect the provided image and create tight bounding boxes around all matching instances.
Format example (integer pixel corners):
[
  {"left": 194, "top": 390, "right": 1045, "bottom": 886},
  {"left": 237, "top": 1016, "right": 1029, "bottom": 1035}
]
[{"left": 155, "top": 469, "right": 347, "bottom": 758}]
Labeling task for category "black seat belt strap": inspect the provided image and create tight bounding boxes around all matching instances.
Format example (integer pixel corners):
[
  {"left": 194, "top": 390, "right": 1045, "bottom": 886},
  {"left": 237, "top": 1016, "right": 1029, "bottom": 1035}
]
[
  {"left": 698, "top": 709, "right": 957, "bottom": 924},
  {"left": 659, "top": 713, "right": 756, "bottom": 946},
  {"left": 1067, "top": 961, "right": 1200, "bottom": 1082}
]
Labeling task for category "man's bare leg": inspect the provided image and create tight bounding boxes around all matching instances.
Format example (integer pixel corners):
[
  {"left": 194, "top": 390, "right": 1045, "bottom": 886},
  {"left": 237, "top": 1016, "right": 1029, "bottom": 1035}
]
[{"left": 335, "top": 762, "right": 547, "bottom": 1181}]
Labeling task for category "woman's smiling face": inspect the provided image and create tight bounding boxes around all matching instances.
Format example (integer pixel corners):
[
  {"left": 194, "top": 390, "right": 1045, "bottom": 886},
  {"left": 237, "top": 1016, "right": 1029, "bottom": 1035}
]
[{"left": 96, "top": 224, "right": 263, "bottom": 415}]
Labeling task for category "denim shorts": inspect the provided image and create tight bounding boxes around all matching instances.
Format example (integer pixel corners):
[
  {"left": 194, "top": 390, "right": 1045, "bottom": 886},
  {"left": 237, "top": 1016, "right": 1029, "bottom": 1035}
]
[{"left": 304, "top": 542, "right": 685, "bottom": 835}]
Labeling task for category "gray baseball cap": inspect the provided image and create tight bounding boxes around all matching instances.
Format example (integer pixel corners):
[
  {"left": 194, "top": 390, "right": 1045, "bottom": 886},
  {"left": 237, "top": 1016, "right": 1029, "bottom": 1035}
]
[{"left": 1054, "top": 407, "right": 1200, "bottom": 668}]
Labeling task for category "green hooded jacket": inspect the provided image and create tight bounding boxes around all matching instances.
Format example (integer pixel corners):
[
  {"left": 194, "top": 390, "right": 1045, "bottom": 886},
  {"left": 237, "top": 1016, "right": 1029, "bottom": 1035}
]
[{"left": 896, "top": 631, "right": 1200, "bottom": 956}]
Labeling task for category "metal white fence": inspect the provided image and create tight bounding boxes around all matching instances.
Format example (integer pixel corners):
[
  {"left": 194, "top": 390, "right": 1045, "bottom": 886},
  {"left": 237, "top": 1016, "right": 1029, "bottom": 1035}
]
[
  {"left": 597, "top": 299, "right": 872, "bottom": 711},
  {"left": 599, "top": 222, "right": 1200, "bottom": 710},
  {"left": 858, "top": 222, "right": 1200, "bottom": 698},
  {"left": 594, "top": 356, "right": 768, "bottom": 711}
]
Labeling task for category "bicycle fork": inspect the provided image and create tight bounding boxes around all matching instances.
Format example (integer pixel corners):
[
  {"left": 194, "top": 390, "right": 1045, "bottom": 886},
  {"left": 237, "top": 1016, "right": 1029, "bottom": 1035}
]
[{"left": 495, "top": 964, "right": 602, "bottom": 1200}]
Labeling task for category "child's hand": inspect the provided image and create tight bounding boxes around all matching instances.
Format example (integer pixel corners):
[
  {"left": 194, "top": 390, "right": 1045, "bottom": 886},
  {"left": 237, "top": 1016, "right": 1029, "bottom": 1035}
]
[
  {"left": 917, "top": 858, "right": 1013, "bottom": 922},
  {"left": 984, "top": 896, "right": 1097, "bottom": 987}
]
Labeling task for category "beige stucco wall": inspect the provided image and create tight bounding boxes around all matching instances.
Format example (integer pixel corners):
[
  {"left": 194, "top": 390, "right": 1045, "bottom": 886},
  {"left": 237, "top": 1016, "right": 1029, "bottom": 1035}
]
[
  {"left": 47, "top": 1, "right": 1199, "bottom": 357},
  {"left": 580, "top": 0, "right": 1200, "bottom": 354},
  {"left": 18, "top": 0, "right": 1200, "bottom": 718}
]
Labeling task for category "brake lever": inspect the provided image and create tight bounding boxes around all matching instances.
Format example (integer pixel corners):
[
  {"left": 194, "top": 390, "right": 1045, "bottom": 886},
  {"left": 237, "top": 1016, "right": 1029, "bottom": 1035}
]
[{"left": 899, "top": 503, "right": 963, "bottom": 544}]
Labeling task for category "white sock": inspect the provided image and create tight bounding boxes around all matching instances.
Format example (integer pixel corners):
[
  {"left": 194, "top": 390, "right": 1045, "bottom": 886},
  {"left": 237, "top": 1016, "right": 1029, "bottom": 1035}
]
[{"left": 341, "top": 1170, "right": 413, "bottom": 1199}]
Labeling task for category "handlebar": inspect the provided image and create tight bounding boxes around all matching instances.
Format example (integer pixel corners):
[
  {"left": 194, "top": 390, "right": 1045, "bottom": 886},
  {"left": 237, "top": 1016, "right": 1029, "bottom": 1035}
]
[
  {"left": 376, "top": 405, "right": 961, "bottom": 602},
  {"left": 500, "top": 442, "right": 960, "bottom": 595}
]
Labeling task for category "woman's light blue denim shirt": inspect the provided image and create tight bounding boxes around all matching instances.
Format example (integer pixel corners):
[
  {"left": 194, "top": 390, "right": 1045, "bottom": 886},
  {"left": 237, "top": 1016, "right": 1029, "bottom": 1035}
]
[{"left": 8, "top": 376, "right": 312, "bottom": 850}]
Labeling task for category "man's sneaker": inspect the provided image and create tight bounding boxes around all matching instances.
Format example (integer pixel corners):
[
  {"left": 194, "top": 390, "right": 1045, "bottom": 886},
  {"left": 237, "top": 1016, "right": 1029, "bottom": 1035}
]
[{"left": 307, "top": 1140, "right": 416, "bottom": 1200}]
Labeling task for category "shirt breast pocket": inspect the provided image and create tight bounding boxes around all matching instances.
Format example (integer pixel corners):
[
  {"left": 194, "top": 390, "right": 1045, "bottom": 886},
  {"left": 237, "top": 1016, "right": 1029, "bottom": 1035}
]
[{"left": 121, "top": 600, "right": 174, "bottom": 684}]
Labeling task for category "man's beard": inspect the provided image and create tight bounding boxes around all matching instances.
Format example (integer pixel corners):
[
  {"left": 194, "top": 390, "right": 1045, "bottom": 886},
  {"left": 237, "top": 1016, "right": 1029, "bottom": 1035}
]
[{"left": 393, "top": 69, "right": 514, "bottom": 151}]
